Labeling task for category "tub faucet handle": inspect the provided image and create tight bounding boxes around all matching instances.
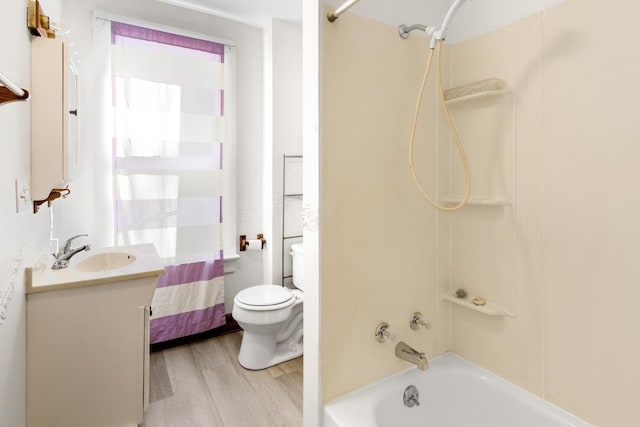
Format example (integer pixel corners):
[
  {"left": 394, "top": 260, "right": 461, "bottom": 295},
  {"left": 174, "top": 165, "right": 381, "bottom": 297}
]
[
  {"left": 375, "top": 322, "right": 395, "bottom": 343},
  {"left": 410, "top": 312, "right": 431, "bottom": 331}
]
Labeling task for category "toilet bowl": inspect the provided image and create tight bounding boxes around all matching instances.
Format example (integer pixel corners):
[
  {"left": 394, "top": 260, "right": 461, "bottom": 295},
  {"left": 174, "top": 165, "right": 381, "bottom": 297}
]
[{"left": 232, "top": 243, "right": 304, "bottom": 370}]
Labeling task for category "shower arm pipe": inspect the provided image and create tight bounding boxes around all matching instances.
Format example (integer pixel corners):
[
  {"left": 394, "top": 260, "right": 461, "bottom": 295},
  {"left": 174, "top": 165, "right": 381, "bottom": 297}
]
[
  {"left": 327, "top": 0, "right": 360, "bottom": 22},
  {"left": 399, "top": 24, "right": 438, "bottom": 40}
]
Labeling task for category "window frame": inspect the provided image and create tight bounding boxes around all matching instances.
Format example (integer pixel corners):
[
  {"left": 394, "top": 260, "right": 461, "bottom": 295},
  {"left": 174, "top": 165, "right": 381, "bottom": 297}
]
[{"left": 94, "top": 11, "right": 238, "bottom": 265}]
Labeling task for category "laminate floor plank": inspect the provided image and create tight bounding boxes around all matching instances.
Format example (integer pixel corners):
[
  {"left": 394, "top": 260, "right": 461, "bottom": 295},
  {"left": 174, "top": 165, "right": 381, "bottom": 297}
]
[
  {"left": 143, "top": 345, "right": 225, "bottom": 426},
  {"left": 244, "top": 369, "right": 302, "bottom": 426},
  {"left": 189, "top": 332, "right": 238, "bottom": 372},
  {"left": 143, "top": 332, "right": 303, "bottom": 427},
  {"left": 276, "top": 371, "right": 304, "bottom": 410},
  {"left": 148, "top": 351, "right": 173, "bottom": 404}
]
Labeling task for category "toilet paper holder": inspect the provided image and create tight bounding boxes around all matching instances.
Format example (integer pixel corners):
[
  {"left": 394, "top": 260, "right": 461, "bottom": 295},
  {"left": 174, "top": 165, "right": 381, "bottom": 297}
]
[{"left": 240, "top": 234, "right": 267, "bottom": 251}]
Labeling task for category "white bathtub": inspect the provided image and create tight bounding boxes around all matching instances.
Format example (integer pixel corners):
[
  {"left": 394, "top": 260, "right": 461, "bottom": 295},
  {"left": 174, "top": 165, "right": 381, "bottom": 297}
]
[{"left": 324, "top": 353, "right": 592, "bottom": 427}]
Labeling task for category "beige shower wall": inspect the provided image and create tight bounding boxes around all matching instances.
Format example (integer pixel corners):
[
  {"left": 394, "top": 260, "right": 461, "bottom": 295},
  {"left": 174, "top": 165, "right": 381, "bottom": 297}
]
[
  {"left": 320, "top": 11, "right": 443, "bottom": 402},
  {"left": 444, "top": 0, "right": 640, "bottom": 425}
]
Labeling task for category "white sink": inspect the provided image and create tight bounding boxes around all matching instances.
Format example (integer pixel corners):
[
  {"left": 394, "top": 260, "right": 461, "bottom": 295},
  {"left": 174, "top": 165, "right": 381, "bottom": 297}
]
[
  {"left": 26, "top": 244, "right": 165, "bottom": 294},
  {"left": 75, "top": 252, "right": 137, "bottom": 273}
]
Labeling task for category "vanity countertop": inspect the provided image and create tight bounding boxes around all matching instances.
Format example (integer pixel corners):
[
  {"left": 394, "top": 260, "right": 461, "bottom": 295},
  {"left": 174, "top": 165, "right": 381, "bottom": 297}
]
[{"left": 26, "top": 243, "right": 165, "bottom": 294}]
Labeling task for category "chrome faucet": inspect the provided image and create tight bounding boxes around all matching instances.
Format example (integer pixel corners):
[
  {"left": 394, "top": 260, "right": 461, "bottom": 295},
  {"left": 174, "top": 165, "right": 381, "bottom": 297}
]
[
  {"left": 395, "top": 341, "right": 429, "bottom": 371},
  {"left": 52, "top": 234, "right": 91, "bottom": 270}
]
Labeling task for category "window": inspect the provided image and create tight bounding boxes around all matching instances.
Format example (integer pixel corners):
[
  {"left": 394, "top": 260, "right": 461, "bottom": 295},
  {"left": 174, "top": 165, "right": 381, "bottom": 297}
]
[{"left": 108, "top": 20, "right": 236, "bottom": 262}]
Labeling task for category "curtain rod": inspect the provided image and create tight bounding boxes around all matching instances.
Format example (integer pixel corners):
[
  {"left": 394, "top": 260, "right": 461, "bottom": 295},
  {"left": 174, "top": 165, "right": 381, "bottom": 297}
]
[
  {"left": 0, "top": 72, "right": 25, "bottom": 98},
  {"left": 327, "top": 0, "right": 361, "bottom": 22}
]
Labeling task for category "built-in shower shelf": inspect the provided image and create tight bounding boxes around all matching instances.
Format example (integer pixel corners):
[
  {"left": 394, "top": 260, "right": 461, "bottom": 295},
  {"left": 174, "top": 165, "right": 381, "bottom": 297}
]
[
  {"left": 444, "top": 78, "right": 511, "bottom": 105},
  {"left": 441, "top": 196, "right": 512, "bottom": 206},
  {"left": 442, "top": 291, "right": 508, "bottom": 316},
  {"left": 445, "top": 89, "right": 511, "bottom": 105}
]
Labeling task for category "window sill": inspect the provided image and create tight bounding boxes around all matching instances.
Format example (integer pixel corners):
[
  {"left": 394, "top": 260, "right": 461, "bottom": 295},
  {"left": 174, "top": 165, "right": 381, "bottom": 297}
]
[{"left": 224, "top": 252, "right": 240, "bottom": 274}]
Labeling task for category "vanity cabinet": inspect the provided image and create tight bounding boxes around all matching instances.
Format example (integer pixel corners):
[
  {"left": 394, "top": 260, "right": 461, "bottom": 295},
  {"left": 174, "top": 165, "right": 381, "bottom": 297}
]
[
  {"left": 30, "top": 36, "right": 78, "bottom": 203},
  {"left": 26, "top": 245, "right": 164, "bottom": 427}
]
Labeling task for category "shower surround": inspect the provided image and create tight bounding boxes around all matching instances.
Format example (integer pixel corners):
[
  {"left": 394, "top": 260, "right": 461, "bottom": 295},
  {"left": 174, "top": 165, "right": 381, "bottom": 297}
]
[{"left": 320, "top": 0, "right": 640, "bottom": 425}]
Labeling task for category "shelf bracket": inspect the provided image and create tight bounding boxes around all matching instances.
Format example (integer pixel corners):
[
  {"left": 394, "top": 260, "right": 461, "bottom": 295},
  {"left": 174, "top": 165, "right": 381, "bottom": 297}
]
[
  {"left": 0, "top": 72, "right": 29, "bottom": 106},
  {"left": 33, "top": 187, "right": 71, "bottom": 213}
]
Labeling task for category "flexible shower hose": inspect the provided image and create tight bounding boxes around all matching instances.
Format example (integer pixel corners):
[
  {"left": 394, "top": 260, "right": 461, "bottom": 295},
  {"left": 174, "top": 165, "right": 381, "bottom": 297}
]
[{"left": 409, "top": 40, "right": 471, "bottom": 211}]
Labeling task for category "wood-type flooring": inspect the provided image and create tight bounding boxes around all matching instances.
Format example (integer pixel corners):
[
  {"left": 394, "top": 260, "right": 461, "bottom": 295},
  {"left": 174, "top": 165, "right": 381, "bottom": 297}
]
[{"left": 142, "top": 331, "right": 303, "bottom": 427}]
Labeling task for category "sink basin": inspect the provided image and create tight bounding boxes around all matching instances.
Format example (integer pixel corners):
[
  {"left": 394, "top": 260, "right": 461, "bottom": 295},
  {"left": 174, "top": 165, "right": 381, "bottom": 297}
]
[
  {"left": 74, "top": 252, "right": 137, "bottom": 272},
  {"left": 27, "top": 244, "right": 165, "bottom": 294}
]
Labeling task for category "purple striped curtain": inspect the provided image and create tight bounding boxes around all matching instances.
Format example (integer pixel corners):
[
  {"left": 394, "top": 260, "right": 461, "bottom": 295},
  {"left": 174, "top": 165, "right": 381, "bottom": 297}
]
[{"left": 111, "top": 22, "right": 226, "bottom": 343}]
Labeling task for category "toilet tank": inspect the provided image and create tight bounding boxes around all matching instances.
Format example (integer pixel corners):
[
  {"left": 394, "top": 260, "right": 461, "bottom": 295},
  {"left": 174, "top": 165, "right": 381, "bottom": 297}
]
[{"left": 290, "top": 243, "right": 304, "bottom": 290}]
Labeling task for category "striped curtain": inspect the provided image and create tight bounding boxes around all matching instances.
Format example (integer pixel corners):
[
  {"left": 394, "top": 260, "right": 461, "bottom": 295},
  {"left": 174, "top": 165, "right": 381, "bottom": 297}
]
[{"left": 111, "top": 22, "right": 227, "bottom": 343}]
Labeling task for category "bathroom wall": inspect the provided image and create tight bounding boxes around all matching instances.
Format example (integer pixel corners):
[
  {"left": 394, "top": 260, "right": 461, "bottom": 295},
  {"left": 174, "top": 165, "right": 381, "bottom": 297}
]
[
  {"left": 445, "top": 0, "right": 568, "bottom": 44},
  {"left": 320, "top": 10, "right": 441, "bottom": 402},
  {"left": 320, "top": 0, "right": 640, "bottom": 424},
  {"left": 438, "top": 8, "right": 546, "bottom": 398},
  {"left": 0, "top": 2, "right": 57, "bottom": 425},
  {"left": 442, "top": 0, "right": 640, "bottom": 425},
  {"left": 264, "top": 19, "right": 303, "bottom": 286}
]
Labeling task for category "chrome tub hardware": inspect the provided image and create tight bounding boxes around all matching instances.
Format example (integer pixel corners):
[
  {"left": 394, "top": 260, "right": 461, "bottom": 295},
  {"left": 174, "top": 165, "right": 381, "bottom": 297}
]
[
  {"left": 52, "top": 234, "right": 91, "bottom": 270},
  {"left": 375, "top": 322, "right": 394, "bottom": 343},
  {"left": 403, "top": 385, "right": 420, "bottom": 407},
  {"left": 395, "top": 341, "right": 429, "bottom": 371},
  {"left": 409, "top": 312, "right": 431, "bottom": 331}
]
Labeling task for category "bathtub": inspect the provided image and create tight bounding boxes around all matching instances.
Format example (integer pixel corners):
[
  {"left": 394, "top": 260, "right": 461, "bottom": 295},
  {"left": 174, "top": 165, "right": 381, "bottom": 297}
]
[{"left": 324, "top": 353, "right": 592, "bottom": 427}]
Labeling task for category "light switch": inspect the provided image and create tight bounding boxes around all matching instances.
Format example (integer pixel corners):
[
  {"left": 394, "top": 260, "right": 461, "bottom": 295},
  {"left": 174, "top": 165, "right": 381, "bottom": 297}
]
[{"left": 15, "top": 178, "right": 32, "bottom": 213}]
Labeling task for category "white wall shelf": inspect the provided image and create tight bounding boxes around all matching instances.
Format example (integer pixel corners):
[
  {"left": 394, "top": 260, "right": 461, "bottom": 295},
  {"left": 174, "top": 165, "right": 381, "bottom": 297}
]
[
  {"left": 441, "top": 290, "right": 509, "bottom": 316},
  {"left": 444, "top": 78, "right": 511, "bottom": 105},
  {"left": 445, "top": 88, "right": 511, "bottom": 105},
  {"left": 441, "top": 196, "right": 512, "bottom": 206}
]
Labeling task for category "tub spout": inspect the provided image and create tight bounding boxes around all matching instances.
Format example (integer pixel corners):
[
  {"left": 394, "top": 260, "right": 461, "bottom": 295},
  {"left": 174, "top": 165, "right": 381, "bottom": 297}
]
[{"left": 395, "top": 341, "right": 429, "bottom": 371}]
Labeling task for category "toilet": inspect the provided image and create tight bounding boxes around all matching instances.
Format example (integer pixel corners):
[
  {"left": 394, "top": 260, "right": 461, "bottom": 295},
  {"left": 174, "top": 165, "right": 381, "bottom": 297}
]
[{"left": 232, "top": 243, "right": 304, "bottom": 370}]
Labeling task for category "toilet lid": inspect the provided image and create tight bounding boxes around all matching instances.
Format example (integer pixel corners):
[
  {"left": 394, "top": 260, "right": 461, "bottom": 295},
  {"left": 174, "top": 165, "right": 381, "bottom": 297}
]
[{"left": 236, "top": 285, "right": 293, "bottom": 307}]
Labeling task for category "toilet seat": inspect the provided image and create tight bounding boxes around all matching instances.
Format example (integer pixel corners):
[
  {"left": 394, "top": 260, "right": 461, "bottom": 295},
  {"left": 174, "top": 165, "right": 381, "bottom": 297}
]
[{"left": 235, "top": 285, "right": 296, "bottom": 311}]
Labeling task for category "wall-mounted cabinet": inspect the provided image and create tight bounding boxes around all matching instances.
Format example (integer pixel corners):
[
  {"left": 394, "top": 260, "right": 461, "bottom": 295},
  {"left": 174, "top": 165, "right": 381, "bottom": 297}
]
[{"left": 31, "top": 36, "right": 78, "bottom": 209}]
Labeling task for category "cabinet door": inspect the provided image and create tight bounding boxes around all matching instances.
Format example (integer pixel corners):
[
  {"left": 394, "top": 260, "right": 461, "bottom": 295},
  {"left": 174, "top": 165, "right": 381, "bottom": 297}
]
[
  {"left": 31, "top": 37, "right": 78, "bottom": 201},
  {"left": 136, "top": 305, "right": 152, "bottom": 422},
  {"left": 144, "top": 305, "right": 151, "bottom": 413},
  {"left": 66, "top": 61, "right": 79, "bottom": 181}
]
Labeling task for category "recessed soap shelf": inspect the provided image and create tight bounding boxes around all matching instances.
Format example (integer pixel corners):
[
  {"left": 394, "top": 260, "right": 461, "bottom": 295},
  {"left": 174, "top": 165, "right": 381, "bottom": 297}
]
[{"left": 441, "top": 290, "right": 512, "bottom": 317}]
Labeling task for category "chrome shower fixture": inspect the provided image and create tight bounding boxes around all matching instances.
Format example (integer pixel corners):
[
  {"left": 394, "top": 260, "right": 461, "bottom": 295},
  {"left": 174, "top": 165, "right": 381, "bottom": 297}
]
[
  {"left": 409, "top": 312, "right": 431, "bottom": 331},
  {"left": 399, "top": 0, "right": 472, "bottom": 47},
  {"left": 375, "top": 322, "right": 394, "bottom": 342},
  {"left": 327, "top": 0, "right": 361, "bottom": 22},
  {"left": 399, "top": 24, "right": 438, "bottom": 39}
]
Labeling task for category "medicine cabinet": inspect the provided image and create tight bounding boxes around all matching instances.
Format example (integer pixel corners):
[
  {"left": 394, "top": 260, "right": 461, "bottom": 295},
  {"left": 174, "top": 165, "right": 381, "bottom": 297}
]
[{"left": 31, "top": 36, "right": 78, "bottom": 212}]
